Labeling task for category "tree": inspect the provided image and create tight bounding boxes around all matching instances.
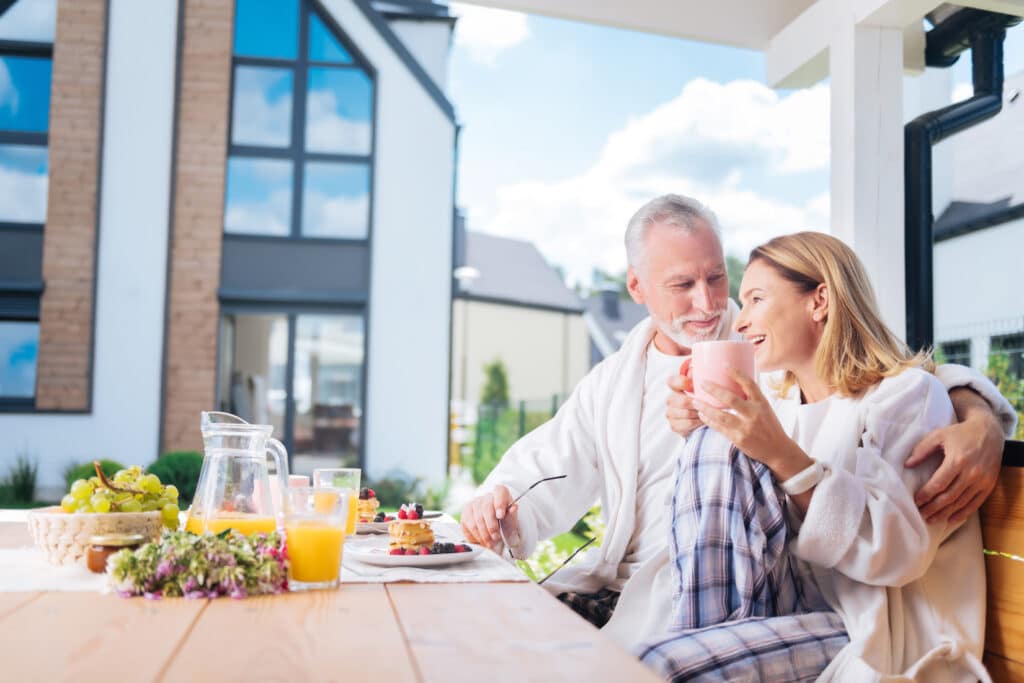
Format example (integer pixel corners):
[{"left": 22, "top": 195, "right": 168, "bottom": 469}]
[
  {"left": 987, "top": 352, "right": 1024, "bottom": 440},
  {"left": 590, "top": 267, "right": 630, "bottom": 299},
  {"left": 726, "top": 254, "right": 745, "bottom": 302},
  {"left": 480, "top": 358, "right": 510, "bottom": 408}
]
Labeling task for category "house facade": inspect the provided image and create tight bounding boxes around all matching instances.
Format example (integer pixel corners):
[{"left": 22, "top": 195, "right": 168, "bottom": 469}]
[
  {"left": 0, "top": 0, "right": 458, "bottom": 499},
  {"left": 932, "top": 69, "right": 1024, "bottom": 371},
  {"left": 450, "top": 229, "right": 589, "bottom": 411}
]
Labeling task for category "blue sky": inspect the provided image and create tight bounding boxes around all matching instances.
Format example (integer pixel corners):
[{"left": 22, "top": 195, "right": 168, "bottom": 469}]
[{"left": 447, "top": 4, "right": 1024, "bottom": 287}]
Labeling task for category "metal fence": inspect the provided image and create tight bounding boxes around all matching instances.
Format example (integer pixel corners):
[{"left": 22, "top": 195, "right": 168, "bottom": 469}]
[
  {"left": 466, "top": 395, "right": 566, "bottom": 485},
  {"left": 938, "top": 325, "right": 1024, "bottom": 439}
]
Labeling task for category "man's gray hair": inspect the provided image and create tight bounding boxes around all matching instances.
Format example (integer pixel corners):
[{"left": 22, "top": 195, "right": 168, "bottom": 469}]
[{"left": 624, "top": 194, "right": 722, "bottom": 273}]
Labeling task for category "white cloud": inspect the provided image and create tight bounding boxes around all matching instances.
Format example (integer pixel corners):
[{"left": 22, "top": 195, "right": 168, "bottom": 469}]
[
  {"left": 232, "top": 67, "right": 292, "bottom": 147},
  {"left": 450, "top": 2, "right": 530, "bottom": 66},
  {"left": 0, "top": 162, "right": 47, "bottom": 223},
  {"left": 0, "top": 59, "right": 16, "bottom": 113},
  {"left": 302, "top": 191, "right": 369, "bottom": 238},
  {"left": 305, "top": 90, "right": 372, "bottom": 155},
  {"left": 0, "top": 0, "right": 56, "bottom": 42},
  {"left": 225, "top": 188, "right": 291, "bottom": 236},
  {"left": 467, "top": 78, "right": 832, "bottom": 286}
]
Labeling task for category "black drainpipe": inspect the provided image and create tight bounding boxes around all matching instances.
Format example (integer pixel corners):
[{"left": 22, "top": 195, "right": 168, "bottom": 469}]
[{"left": 904, "top": 9, "right": 1020, "bottom": 351}]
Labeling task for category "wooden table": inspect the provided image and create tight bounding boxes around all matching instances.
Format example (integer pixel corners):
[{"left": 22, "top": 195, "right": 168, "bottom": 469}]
[{"left": 0, "top": 521, "right": 661, "bottom": 682}]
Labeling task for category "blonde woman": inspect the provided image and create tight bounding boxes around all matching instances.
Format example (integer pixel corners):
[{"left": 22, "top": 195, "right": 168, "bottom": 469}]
[{"left": 645, "top": 232, "right": 989, "bottom": 682}]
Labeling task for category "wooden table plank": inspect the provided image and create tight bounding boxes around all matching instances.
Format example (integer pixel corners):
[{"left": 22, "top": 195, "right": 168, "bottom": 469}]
[
  {"left": 162, "top": 584, "right": 417, "bottom": 682},
  {"left": 388, "top": 582, "right": 662, "bottom": 683},
  {"left": 0, "top": 592, "right": 206, "bottom": 682},
  {"left": 0, "top": 592, "right": 41, "bottom": 619},
  {"left": 0, "top": 519, "right": 32, "bottom": 549}
]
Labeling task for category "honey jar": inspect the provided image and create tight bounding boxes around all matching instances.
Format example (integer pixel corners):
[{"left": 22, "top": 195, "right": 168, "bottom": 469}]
[{"left": 86, "top": 533, "right": 146, "bottom": 573}]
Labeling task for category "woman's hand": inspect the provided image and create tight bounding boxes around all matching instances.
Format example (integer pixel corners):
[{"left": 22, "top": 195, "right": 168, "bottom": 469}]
[{"left": 693, "top": 368, "right": 812, "bottom": 480}]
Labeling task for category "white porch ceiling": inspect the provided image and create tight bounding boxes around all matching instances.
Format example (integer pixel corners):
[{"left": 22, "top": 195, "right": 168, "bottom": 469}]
[
  {"left": 457, "top": 0, "right": 1024, "bottom": 87},
  {"left": 453, "top": 0, "right": 817, "bottom": 50}
]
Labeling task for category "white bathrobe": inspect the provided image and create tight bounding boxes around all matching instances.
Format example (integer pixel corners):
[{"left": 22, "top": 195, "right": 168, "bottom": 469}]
[
  {"left": 480, "top": 313, "right": 1017, "bottom": 657},
  {"left": 777, "top": 369, "right": 989, "bottom": 681}
]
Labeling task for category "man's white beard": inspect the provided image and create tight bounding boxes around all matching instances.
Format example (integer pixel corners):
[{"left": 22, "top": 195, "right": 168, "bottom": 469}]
[{"left": 655, "top": 309, "right": 727, "bottom": 350}]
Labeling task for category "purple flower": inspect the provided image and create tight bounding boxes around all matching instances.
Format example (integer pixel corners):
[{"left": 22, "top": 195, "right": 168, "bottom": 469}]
[{"left": 156, "top": 560, "right": 173, "bottom": 579}]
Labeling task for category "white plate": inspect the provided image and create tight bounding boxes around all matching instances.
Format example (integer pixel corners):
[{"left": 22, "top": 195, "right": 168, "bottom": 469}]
[
  {"left": 346, "top": 542, "right": 483, "bottom": 567},
  {"left": 355, "top": 511, "right": 442, "bottom": 535}
]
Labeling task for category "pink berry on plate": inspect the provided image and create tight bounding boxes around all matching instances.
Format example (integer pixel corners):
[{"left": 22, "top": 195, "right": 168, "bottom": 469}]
[{"left": 419, "top": 547, "right": 431, "bottom": 555}]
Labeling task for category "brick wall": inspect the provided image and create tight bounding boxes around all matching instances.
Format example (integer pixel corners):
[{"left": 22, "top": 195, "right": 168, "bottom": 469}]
[
  {"left": 161, "top": 0, "right": 234, "bottom": 452},
  {"left": 35, "top": 0, "right": 108, "bottom": 410}
]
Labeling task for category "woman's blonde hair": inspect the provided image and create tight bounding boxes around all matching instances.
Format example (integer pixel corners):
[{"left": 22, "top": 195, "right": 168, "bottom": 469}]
[{"left": 748, "top": 231, "right": 932, "bottom": 398}]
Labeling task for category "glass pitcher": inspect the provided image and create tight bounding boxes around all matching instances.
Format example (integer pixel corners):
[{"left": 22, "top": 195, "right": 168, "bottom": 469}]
[{"left": 185, "top": 411, "right": 290, "bottom": 536}]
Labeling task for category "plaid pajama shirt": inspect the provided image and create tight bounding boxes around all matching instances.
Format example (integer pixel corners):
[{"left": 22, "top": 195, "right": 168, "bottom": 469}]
[{"left": 637, "top": 427, "right": 849, "bottom": 682}]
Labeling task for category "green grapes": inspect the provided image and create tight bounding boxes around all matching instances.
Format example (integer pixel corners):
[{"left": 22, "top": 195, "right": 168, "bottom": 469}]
[
  {"left": 61, "top": 464, "right": 181, "bottom": 529},
  {"left": 70, "top": 479, "right": 93, "bottom": 501}
]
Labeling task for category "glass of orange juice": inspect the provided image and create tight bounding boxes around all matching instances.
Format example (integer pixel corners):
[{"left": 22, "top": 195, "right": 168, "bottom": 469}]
[
  {"left": 284, "top": 487, "right": 349, "bottom": 591},
  {"left": 313, "top": 468, "right": 360, "bottom": 535}
]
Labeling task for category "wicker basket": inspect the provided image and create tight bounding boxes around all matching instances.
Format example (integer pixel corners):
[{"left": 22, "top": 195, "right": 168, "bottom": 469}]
[{"left": 26, "top": 507, "right": 163, "bottom": 566}]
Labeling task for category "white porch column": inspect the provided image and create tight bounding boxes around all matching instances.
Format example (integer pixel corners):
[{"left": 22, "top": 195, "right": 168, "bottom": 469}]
[{"left": 829, "top": 23, "right": 907, "bottom": 338}]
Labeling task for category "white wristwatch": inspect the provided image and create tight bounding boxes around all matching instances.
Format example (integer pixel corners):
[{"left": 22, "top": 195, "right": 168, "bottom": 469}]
[{"left": 780, "top": 460, "right": 827, "bottom": 496}]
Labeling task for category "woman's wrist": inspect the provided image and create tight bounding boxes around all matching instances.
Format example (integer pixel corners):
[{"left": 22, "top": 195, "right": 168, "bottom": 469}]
[{"left": 764, "top": 439, "right": 815, "bottom": 481}]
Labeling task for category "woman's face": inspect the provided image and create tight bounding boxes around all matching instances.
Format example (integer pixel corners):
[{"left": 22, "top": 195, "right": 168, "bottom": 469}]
[{"left": 734, "top": 259, "right": 823, "bottom": 373}]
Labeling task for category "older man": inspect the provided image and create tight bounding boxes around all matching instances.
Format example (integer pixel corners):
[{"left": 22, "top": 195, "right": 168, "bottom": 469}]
[{"left": 461, "top": 194, "right": 1014, "bottom": 648}]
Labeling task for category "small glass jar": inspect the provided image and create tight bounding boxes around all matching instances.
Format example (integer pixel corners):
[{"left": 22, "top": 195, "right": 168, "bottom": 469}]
[{"left": 86, "top": 533, "right": 146, "bottom": 574}]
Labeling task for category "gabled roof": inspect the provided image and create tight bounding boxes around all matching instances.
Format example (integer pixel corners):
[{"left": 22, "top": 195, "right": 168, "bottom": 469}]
[
  {"left": 456, "top": 231, "right": 583, "bottom": 313},
  {"left": 372, "top": 0, "right": 454, "bottom": 22},
  {"left": 583, "top": 292, "right": 647, "bottom": 359},
  {"left": 935, "top": 70, "right": 1024, "bottom": 240},
  {"left": 341, "top": 0, "right": 456, "bottom": 122}
]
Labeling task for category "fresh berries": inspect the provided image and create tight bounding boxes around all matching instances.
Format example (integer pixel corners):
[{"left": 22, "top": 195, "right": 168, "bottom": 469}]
[
  {"left": 407, "top": 509, "right": 420, "bottom": 520},
  {"left": 359, "top": 487, "right": 369, "bottom": 500},
  {"left": 389, "top": 548, "right": 404, "bottom": 556},
  {"left": 374, "top": 512, "right": 386, "bottom": 523},
  {"left": 366, "top": 488, "right": 375, "bottom": 499},
  {"left": 415, "top": 503, "right": 424, "bottom": 517},
  {"left": 397, "top": 507, "right": 408, "bottom": 520},
  {"left": 419, "top": 547, "right": 431, "bottom": 555}
]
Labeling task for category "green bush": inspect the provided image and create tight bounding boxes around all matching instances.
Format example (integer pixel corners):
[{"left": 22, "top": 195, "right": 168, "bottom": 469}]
[
  {"left": 147, "top": 451, "right": 204, "bottom": 505},
  {"left": 471, "top": 404, "right": 554, "bottom": 485},
  {"left": 515, "top": 505, "right": 606, "bottom": 583},
  {"left": 63, "top": 458, "right": 125, "bottom": 491},
  {"left": 987, "top": 353, "right": 1024, "bottom": 440},
  {"left": 366, "top": 471, "right": 422, "bottom": 509},
  {"left": 0, "top": 454, "right": 38, "bottom": 503}
]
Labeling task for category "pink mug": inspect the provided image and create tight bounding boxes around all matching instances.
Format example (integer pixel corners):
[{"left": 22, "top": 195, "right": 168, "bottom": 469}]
[{"left": 690, "top": 340, "right": 756, "bottom": 408}]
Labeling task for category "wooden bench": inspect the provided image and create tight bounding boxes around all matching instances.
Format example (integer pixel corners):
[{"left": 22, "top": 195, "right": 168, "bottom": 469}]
[{"left": 981, "top": 440, "right": 1024, "bottom": 681}]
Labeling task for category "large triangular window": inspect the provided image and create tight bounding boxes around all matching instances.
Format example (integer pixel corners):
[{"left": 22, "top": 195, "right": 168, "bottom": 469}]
[
  {"left": 0, "top": 0, "right": 55, "bottom": 405},
  {"left": 225, "top": 0, "right": 374, "bottom": 240}
]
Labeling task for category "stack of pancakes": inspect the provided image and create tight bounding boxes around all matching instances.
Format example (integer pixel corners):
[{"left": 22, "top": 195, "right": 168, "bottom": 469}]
[
  {"left": 388, "top": 519, "right": 434, "bottom": 551},
  {"left": 357, "top": 495, "right": 379, "bottom": 523}
]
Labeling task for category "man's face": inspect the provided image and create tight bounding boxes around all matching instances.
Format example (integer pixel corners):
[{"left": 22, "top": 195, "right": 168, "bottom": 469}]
[{"left": 626, "top": 221, "right": 730, "bottom": 355}]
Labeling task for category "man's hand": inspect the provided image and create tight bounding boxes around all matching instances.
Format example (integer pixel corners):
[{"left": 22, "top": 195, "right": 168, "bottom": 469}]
[
  {"left": 667, "top": 358, "right": 701, "bottom": 438},
  {"left": 461, "top": 485, "right": 519, "bottom": 550},
  {"left": 667, "top": 376, "right": 702, "bottom": 437},
  {"left": 906, "top": 388, "right": 1005, "bottom": 524}
]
